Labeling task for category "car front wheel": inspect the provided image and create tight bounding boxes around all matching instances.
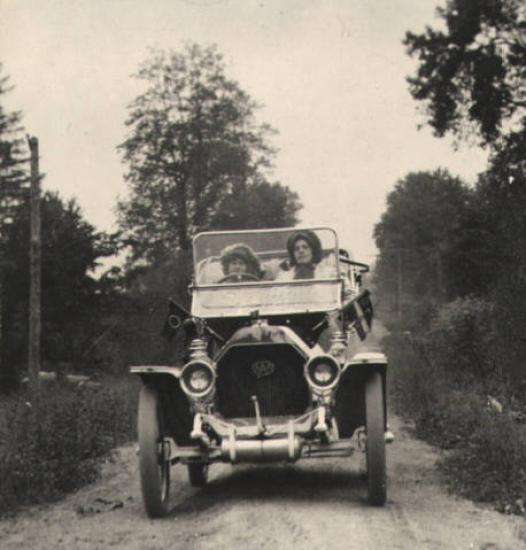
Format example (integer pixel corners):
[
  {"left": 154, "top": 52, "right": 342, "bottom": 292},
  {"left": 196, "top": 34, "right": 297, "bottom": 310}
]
[
  {"left": 365, "top": 372, "right": 386, "bottom": 506},
  {"left": 138, "top": 385, "right": 171, "bottom": 518}
]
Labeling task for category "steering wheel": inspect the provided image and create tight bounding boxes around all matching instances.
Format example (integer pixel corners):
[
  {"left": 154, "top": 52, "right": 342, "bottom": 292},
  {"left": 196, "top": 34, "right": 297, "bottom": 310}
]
[{"left": 218, "top": 273, "right": 260, "bottom": 283}]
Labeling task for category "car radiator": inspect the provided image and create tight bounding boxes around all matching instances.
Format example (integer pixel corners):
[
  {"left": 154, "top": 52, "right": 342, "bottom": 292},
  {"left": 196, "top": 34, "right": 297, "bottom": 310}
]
[{"left": 216, "top": 345, "right": 310, "bottom": 418}]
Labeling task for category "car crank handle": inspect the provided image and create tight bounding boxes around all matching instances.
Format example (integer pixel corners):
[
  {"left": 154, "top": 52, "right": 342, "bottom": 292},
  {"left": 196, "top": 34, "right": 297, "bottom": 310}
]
[{"left": 251, "top": 395, "right": 266, "bottom": 435}]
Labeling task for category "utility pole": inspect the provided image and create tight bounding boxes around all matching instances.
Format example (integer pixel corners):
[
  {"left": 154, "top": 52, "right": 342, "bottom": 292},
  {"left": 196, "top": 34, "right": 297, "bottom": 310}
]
[{"left": 27, "top": 135, "right": 41, "bottom": 404}]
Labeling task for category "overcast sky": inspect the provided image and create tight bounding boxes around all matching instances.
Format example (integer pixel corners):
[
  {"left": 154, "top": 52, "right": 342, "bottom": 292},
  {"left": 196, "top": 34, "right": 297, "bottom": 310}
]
[{"left": 1, "top": 0, "right": 488, "bottom": 263}]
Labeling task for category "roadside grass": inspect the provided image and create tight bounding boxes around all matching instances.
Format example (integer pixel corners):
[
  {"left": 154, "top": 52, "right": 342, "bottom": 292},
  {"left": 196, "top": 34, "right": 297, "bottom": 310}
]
[
  {"left": 0, "top": 376, "right": 139, "bottom": 517},
  {"left": 385, "top": 331, "right": 526, "bottom": 516}
]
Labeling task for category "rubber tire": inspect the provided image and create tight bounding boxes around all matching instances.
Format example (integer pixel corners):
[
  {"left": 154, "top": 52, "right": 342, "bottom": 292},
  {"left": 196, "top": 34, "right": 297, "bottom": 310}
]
[
  {"left": 365, "top": 372, "right": 387, "bottom": 506},
  {"left": 188, "top": 463, "right": 209, "bottom": 487},
  {"left": 138, "top": 385, "right": 171, "bottom": 518}
]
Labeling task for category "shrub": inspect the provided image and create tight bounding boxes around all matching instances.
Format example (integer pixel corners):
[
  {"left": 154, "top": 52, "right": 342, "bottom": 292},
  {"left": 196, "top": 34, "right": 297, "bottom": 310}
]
[
  {"left": 0, "top": 376, "right": 138, "bottom": 516},
  {"left": 385, "top": 301, "right": 526, "bottom": 515},
  {"left": 441, "top": 411, "right": 526, "bottom": 509},
  {"left": 384, "top": 332, "right": 443, "bottom": 426},
  {"left": 428, "top": 296, "right": 500, "bottom": 384}
]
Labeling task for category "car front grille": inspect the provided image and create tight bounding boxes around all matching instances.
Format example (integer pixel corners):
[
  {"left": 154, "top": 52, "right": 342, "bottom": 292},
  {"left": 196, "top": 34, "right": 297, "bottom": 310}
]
[{"left": 216, "top": 345, "right": 310, "bottom": 418}]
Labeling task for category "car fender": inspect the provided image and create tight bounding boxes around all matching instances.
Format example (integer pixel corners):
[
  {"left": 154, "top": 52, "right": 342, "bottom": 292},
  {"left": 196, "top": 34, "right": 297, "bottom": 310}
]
[
  {"left": 130, "top": 365, "right": 193, "bottom": 445},
  {"left": 334, "top": 352, "right": 388, "bottom": 438}
]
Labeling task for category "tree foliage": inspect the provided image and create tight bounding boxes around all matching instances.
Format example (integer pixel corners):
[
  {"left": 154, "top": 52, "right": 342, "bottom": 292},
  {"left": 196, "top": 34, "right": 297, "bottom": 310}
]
[
  {"left": 390, "top": 6, "right": 526, "bottom": 501},
  {"left": 374, "top": 170, "right": 474, "bottom": 326},
  {"left": 118, "top": 43, "right": 301, "bottom": 267},
  {"left": 404, "top": 0, "right": 526, "bottom": 146},
  {"left": 211, "top": 179, "right": 301, "bottom": 230},
  {"left": 0, "top": 192, "right": 118, "bottom": 389},
  {"left": 402, "top": 1, "right": 526, "bottom": 343},
  {"left": 0, "top": 64, "right": 27, "bottom": 234}
]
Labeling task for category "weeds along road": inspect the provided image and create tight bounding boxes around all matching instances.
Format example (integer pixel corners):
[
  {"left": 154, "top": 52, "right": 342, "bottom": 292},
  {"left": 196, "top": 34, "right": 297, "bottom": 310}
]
[{"left": 1, "top": 412, "right": 525, "bottom": 550}]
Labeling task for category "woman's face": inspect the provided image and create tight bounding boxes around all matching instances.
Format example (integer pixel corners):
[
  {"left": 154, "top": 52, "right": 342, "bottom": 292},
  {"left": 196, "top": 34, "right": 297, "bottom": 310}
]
[
  {"left": 227, "top": 257, "right": 247, "bottom": 274},
  {"left": 293, "top": 238, "right": 313, "bottom": 265}
]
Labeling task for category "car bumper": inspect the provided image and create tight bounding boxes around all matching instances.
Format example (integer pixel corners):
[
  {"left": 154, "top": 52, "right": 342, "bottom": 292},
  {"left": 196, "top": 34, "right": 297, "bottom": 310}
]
[{"left": 162, "top": 407, "right": 360, "bottom": 464}]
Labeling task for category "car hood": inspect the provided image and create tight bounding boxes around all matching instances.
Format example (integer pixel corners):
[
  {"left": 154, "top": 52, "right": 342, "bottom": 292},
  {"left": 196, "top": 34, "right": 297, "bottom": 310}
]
[{"left": 213, "top": 323, "right": 320, "bottom": 363}]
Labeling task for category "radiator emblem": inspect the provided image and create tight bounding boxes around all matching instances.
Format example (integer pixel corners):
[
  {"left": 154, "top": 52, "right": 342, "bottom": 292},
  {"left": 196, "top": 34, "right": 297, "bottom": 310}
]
[{"left": 251, "top": 360, "right": 275, "bottom": 378}]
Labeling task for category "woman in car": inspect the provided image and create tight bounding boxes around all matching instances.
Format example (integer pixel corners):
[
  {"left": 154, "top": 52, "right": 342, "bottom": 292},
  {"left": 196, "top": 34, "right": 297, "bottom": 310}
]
[
  {"left": 277, "top": 230, "right": 323, "bottom": 281},
  {"left": 276, "top": 230, "right": 355, "bottom": 299},
  {"left": 219, "top": 243, "right": 263, "bottom": 282}
]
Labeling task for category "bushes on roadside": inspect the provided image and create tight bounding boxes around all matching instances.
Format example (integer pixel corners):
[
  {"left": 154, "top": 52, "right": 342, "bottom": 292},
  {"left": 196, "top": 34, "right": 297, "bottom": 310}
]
[
  {"left": 386, "top": 295, "right": 526, "bottom": 514},
  {"left": 428, "top": 297, "right": 501, "bottom": 385},
  {"left": 0, "top": 377, "right": 138, "bottom": 516},
  {"left": 442, "top": 411, "right": 526, "bottom": 511}
]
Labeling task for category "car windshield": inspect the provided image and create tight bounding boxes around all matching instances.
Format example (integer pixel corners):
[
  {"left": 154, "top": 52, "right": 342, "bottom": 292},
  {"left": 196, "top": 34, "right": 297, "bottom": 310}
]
[
  {"left": 193, "top": 228, "right": 339, "bottom": 286},
  {"left": 191, "top": 228, "right": 342, "bottom": 318}
]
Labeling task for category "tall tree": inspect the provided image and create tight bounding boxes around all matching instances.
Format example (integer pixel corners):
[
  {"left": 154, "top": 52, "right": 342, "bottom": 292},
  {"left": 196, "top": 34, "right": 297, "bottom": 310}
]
[
  {"left": 374, "top": 170, "right": 472, "bottom": 326},
  {"left": 404, "top": 1, "right": 526, "bottom": 298},
  {"left": 211, "top": 179, "right": 301, "bottom": 230},
  {"left": 0, "top": 65, "right": 28, "bottom": 388},
  {"left": 0, "top": 192, "right": 118, "bottom": 389},
  {"left": 0, "top": 64, "right": 27, "bottom": 234},
  {"left": 403, "top": 2, "right": 526, "bottom": 376},
  {"left": 404, "top": 0, "right": 526, "bottom": 147},
  {"left": 118, "top": 44, "right": 301, "bottom": 267}
]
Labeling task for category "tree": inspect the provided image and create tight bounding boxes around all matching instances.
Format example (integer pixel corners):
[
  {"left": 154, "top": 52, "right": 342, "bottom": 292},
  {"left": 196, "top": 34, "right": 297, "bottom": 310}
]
[
  {"left": 0, "top": 192, "right": 118, "bottom": 389},
  {"left": 211, "top": 179, "right": 301, "bottom": 230},
  {"left": 402, "top": 1, "right": 526, "bottom": 379},
  {"left": 118, "top": 44, "right": 301, "bottom": 268},
  {"left": 0, "top": 65, "right": 29, "bottom": 389},
  {"left": 374, "top": 170, "right": 473, "bottom": 326},
  {"left": 404, "top": 0, "right": 526, "bottom": 147},
  {"left": 0, "top": 64, "right": 27, "bottom": 233}
]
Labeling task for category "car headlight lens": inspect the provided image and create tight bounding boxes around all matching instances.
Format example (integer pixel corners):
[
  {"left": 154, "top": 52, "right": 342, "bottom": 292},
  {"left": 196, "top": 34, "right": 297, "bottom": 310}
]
[
  {"left": 313, "top": 363, "right": 334, "bottom": 384},
  {"left": 189, "top": 368, "right": 212, "bottom": 391},
  {"left": 306, "top": 355, "right": 340, "bottom": 390},
  {"left": 181, "top": 361, "right": 215, "bottom": 398}
]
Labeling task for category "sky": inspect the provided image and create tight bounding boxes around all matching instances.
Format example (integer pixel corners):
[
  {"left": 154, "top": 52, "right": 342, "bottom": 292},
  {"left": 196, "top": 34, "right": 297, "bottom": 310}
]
[{"left": 0, "top": 0, "right": 489, "bottom": 264}]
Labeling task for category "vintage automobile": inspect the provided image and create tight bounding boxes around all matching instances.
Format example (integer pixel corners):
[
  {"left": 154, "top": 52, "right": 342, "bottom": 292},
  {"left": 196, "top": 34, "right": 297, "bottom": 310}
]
[{"left": 131, "top": 227, "right": 390, "bottom": 518}]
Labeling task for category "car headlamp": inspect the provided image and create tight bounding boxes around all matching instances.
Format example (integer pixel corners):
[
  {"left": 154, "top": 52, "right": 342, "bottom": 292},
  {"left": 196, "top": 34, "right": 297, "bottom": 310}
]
[
  {"left": 181, "top": 360, "right": 216, "bottom": 399},
  {"left": 305, "top": 355, "right": 340, "bottom": 390}
]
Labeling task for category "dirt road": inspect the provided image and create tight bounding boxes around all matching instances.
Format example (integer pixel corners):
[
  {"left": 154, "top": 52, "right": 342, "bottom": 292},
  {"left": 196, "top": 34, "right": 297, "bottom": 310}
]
[{"left": 1, "top": 413, "right": 525, "bottom": 550}]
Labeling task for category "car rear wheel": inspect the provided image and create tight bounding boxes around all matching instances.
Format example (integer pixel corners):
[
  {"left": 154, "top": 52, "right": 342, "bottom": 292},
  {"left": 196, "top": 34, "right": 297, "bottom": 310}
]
[
  {"left": 138, "top": 385, "right": 171, "bottom": 518},
  {"left": 365, "top": 372, "right": 386, "bottom": 506},
  {"left": 188, "top": 463, "right": 209, "bottom": 487}
]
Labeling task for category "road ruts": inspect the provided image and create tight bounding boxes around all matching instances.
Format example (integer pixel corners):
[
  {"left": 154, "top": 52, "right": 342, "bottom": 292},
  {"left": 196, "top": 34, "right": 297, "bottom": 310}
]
[{"left": 1, "top": 411, "right": 525, "bottom": 550}]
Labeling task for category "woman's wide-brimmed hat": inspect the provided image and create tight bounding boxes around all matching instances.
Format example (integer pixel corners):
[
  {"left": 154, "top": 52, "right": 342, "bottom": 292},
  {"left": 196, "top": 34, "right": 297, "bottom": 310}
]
[
  {"left": 220, "top": 243, "right": 262, "bottom": 276},
  {"left": 286, "top": 230, "right": 322, "bottom": 265}
]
